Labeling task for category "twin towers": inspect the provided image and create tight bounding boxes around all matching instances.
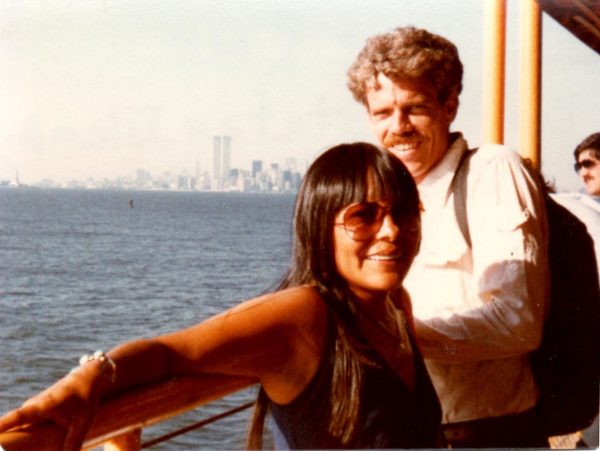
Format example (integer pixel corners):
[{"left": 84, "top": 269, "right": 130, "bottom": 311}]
[{"left": 212, "top": 135, "right": 232, "bottom": 190}]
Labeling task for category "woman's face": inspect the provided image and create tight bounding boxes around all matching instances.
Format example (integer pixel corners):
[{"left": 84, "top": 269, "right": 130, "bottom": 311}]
[{"left": 332, "top": 181, "right": 420, "bottom": 303}]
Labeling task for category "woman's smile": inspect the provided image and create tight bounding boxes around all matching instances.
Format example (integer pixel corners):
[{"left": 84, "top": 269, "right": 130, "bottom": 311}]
[
  {"left": 333, "top": 189, "right": 420, "bottom": 302},
  {"left": 366, "top": 249, "right": 403, "bottom": 261}
]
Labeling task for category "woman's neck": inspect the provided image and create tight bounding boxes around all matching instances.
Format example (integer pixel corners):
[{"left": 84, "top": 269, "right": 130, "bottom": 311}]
[{"left": 353, "top": 291, "right": 391, "bottom": 319}]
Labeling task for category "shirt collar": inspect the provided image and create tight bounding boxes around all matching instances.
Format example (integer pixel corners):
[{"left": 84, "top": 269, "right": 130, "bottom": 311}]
[{"left": 418, "top": 132, "right": 468, "bottom": 208}]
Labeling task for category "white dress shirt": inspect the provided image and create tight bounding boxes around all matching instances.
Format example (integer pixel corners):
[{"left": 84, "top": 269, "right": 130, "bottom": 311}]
[{"left": 405, "top": 134, "right": 549, "bottom": 423}]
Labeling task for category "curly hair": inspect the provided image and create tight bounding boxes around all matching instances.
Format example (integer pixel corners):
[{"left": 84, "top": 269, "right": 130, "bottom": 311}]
[
  {"left": 347, "top": 26, "right": 463, "bottom": 108},
  {"left": 574, "top": 132, "right": 600, "bottom": 160}
]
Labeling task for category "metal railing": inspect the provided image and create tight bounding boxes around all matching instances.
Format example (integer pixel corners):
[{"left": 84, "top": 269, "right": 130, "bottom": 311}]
[{"left": 0, "top": 375, "right": 256, "bottom": 451}]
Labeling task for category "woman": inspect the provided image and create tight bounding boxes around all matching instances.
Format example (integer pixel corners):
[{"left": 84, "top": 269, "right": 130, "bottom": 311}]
[{"left": 0, "top": 143, "right": 441, "bottom": 449}]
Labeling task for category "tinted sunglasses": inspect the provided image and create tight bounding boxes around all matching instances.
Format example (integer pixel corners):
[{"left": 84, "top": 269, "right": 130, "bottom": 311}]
[
  {"left": 574, "top": 159, "right": 598, "bottom": 172},
  {"left": 335, "top": 202, "right": 419, "bottom": 241}
]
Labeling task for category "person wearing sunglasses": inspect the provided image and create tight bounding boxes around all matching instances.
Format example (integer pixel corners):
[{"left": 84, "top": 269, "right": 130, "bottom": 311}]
[
  {"left": 553, "top": 132, "right": 600, "bottom": 270},
  {"left": 0, "top": 143, "right": 442, "bottom": 450},
  {"left": 549, "top": 133, "right": 600, "bottom": 446},
  {"left": 574, "top": 132, "right": 600, "bottom": 199},
  {"left": 553, "top": 131, "right": 600, "bottom": 275}
]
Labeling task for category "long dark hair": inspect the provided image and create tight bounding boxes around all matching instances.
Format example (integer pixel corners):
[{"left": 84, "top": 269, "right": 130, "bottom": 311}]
[{"left": 247, "top": 142, "right": 420, "bottom": 448}]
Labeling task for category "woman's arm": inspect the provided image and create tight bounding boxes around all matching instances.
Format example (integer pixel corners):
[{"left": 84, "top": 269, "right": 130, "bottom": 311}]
[
  {"left": 0, "top": 285, "right": 327, "bottom": 449},
  {"left": 109, "top": 285, "right": 327, "bottom": 401}
]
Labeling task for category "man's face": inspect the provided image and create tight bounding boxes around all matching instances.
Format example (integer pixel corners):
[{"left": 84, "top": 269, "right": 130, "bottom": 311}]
[
  {"left": 576, "top": 149, "right": 600, "bottom": 196},
  {"left": 366, "top": 73, "right": 458, "bottom": 183}
]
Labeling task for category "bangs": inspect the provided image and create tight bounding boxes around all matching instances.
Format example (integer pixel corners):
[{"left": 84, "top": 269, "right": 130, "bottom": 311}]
[
  {"left": 334, "top": 163, "right": 371, "bottom": 208},
  {"left": 289, "top": 142, "right": 420, "bottom": 288},
  {"left": 313, "top": 144, "right": 419, "bottom": 215},
  {"left": 369, "top": 154, "right": 420, "bottom": 213}
]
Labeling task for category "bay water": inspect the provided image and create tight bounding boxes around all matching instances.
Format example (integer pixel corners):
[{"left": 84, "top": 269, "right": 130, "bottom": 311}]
[{"left": 0, "top": 188, "right": 295, "bottom": 449}]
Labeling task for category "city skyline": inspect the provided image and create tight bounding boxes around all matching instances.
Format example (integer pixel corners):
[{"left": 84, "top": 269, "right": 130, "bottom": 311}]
[
  {"left": 0, "top": 127, "right": 309, "bottom": 187},
  {"left": 1, "top": 131, "right": 308, "bottom": 191},
  {"left": 1, "top": 1, "right": 599, "bottom": 191},
  {"left": 3, "top": 142, "right": 306, "bottom": 193}
]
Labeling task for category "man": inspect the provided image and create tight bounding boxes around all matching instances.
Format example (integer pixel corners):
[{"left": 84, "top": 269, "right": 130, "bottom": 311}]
[
  {"left": 553, "top": 134, "right": 600, "bottom": 449},
  {"left": 552, "top": 133, "right": 600, "bottom": 277},
  {"left": 574, "top": 132, "right": 600, "bottom": 199},
  {"left": 550, "top": 136, "right": 600, "bottom": 449},
  {"left": 347, "top": 26, "right": 550, "bottom": 447}
]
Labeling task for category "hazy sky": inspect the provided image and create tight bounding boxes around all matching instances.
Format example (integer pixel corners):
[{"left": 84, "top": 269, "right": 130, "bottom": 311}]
[{"left": 1, "top": 0, "right": 598, "bottom": 190}]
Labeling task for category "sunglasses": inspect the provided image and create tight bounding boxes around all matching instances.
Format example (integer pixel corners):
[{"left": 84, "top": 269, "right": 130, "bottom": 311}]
[
  {"left": 574, "top": 159, "right": 598, "bottom": 172},
  {"left": 335, "top": 201, "right": 419, "bottom": 241}
]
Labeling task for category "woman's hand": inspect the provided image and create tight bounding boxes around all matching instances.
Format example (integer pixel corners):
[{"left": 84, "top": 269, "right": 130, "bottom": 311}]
[{"left": 0, "top": 361, "right": 108, "bottom": 451}]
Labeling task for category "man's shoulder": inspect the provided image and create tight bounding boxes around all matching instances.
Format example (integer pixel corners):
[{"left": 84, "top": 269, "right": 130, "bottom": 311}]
[
  {"left": 465, "top": 144, "right": 529, "bottom": 181},
  {"left": 470, "top": 143, "right": 521, "bottom": 165},
  {"left": 462, "top": 144, "right": 545, "bottom": 210}
]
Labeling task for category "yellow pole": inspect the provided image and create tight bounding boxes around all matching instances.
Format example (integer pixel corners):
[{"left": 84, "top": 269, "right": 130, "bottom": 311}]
[
  {"left": 519, "top": 0, "right": 542, "bottom": 169},
  {"left": 482, "top": 0, "right": 506, "bottom": 144}
]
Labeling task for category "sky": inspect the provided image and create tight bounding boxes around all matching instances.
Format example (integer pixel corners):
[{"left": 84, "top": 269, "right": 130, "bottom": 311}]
[{"left": 1, "top": 0, "right": 598, "bottom": 191}]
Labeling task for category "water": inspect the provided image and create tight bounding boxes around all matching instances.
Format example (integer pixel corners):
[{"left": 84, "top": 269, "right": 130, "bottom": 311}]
[{"left": 0, "top": 188, "right": 296, "bottom": 449}]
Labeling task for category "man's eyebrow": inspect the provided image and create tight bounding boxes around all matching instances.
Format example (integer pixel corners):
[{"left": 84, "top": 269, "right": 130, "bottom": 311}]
[
  {"left": 406, "top": 95, "right": 434, "bottom": 104},
  {"left": 370, "top": 105, "right": 391, "bottom": 113}
]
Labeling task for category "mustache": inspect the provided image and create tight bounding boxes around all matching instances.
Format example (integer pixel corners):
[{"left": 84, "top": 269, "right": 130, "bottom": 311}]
[{"left": 382, "top": 133, "right": 420, "bottom": 148}]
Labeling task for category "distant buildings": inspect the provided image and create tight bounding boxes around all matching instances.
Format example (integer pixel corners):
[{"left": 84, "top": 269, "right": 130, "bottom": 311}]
[
  {"left": 206, "top": 135, "right": 302, "bottom": 193},
  {"left": 252, "top": 160, "right": 263, "bottom": 178},
  {"left": 7, "top": 136, "right": 306, "bottom": 192},
  {"left": 0, "top": 171, "right": 21, "bottom": 188}
]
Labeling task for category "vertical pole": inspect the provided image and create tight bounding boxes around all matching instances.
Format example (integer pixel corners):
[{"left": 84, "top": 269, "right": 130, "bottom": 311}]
[
  {"left": 519, "top": 0, "right": 542, "bottom": 169},
  {"left": 482, "top": 0, "right": 507, "bottom": 144},
  {"left": 103, "top": 429, "right": 142, "bottom": 451}
]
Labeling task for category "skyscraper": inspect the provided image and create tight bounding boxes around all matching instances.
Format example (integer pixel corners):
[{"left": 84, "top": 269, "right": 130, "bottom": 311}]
[
  {"left": 252, "top": 160, "right": 263, "bottom": 178},
  {"left": 212, "top": 136, "right": 222, "bottom": 190},
  {"left": 212, "top": 135, "right": 233, "bottom": 190},
  {"left": 285, "top": 157, "right": 298, "bottom": 173},
  {"left": 222, "top": 135, "right": 231, "bottom": 183}
]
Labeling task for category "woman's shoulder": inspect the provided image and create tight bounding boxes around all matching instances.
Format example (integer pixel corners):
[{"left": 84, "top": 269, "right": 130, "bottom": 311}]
[
  {"left": 248, "top": 285, "right": 324, "bottom": 307},
  {"left": 276, "top": 285, "right": 328, "bottom": 325},
  {"left": 229, "top": 285, "right": 328, "bottom": 329}
]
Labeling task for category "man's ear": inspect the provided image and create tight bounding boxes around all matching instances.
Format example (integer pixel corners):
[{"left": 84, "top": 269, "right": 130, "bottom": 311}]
[{"left": 444, "top": 91, "right": 459, "bottom": 124}]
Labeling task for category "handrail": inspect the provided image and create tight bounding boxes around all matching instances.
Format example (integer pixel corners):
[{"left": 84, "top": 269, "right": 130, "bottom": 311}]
[
  {"left": 140, "top": 401, "right": 254, "bottom": 448},
  {"left": 0, "top": 375, "right": 256, "bottom": 451}
]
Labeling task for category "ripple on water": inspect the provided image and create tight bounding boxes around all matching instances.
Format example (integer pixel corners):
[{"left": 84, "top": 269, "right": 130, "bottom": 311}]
[{"left": 0, "top": 190, "right": 294, "bottom": 449}]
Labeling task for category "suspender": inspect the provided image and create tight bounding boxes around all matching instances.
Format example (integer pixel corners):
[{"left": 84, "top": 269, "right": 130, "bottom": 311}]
[{"left": 450, "top": 148, "right": 476, "bottom": 248}]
